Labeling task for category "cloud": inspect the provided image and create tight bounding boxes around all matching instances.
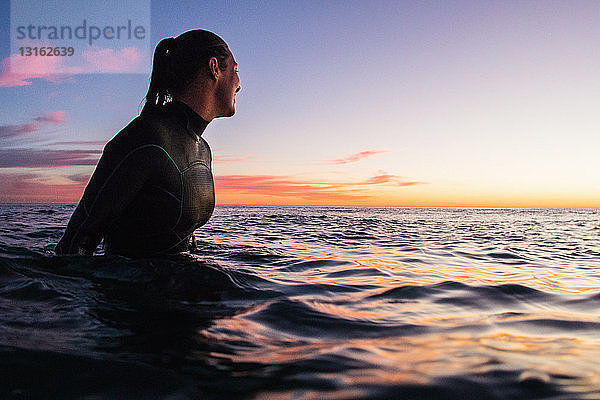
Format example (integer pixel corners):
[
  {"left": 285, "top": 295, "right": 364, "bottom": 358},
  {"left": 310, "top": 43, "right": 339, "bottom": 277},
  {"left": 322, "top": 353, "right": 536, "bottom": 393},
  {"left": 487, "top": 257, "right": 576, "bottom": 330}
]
[
  {"left": 325, "top": 150, "right": 393, "bottom": 165},
  {"left": 362, "top": 173, "right": 424, "bottom": 186},
  {"left": 81, "top": 47, "right": 145, "bottom": 73},
  {"left": 215, "top": 175, "right": 369, "bottom": 202},
  {"left": 33, "top": 111, "right": 67, "bottom": 124},
  {"left": 0, "top": 123, "right": 38, "bottom": 139},
  {"left": 48, "top": 140, "right": 106, "bottom": 147},
  {"left": 0, "top": 168, "right": 425, "bottom": 204},
  {"left": 0, "top": 149, "right": 101, "bottom": 168},
  {"left": 0, "top": 52, "right": 66, "bottom": 87},
  {"left": 0, "top": 172, "right": 86, "bottom": 203},
  {"left": 66, "top": 173, "right": 92, "bottom": 184},
  {"left": 215, "top": 173, "right": 425, "bottom": 202},
  {"left": 0, "top": 111, "right": 67, "bottom": 139},
  {"left": 0, "top": 46, "right": 146, "bottom": 87}
]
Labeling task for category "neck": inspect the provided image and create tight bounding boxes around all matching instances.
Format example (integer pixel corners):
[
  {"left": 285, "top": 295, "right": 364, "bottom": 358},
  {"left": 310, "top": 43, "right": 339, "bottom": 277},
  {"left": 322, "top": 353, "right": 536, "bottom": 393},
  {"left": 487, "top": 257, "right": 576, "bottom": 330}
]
[
  {"left": 171, "top": 99, "right": 210, "bottom": 138},
  {"left": 174, "top": 82, "right": 218, "bottom": 122}
]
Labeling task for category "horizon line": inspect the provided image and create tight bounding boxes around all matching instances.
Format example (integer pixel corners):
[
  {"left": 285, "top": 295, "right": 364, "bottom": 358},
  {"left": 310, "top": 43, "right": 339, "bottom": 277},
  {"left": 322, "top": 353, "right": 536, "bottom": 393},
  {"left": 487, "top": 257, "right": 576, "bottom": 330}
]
[{"left": 0, "top": 201, "right": 598, "bottom": 210}]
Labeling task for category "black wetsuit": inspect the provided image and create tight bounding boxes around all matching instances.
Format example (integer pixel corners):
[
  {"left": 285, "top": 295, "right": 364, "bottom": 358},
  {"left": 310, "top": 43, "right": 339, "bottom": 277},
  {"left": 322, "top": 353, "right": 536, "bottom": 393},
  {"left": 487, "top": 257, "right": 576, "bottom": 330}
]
[{"left": 56, "top": 101, "right": 215, "bottom": 257}]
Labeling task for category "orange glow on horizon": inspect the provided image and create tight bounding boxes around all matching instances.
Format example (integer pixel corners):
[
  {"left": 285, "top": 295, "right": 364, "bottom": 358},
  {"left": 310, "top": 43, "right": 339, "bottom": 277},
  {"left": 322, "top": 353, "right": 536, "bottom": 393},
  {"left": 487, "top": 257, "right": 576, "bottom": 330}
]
[
  {"left": 2, "top": 184, "right": 598, "bottom": 209},
  {"left": 1, "top": 171, "right": 598, "bottom": 208}
]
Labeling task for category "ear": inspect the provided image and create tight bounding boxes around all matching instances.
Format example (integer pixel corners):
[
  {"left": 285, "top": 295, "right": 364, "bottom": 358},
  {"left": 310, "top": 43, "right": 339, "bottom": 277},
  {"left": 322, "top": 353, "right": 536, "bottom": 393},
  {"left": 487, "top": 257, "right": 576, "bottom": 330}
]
[{"left": 208, "top": 57, "right": 220, "bottom": 81}]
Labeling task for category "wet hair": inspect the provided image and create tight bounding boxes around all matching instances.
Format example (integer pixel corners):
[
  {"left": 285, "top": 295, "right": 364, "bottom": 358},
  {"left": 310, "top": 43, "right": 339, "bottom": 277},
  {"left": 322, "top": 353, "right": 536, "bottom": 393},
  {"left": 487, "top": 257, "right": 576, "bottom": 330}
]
[{"left": 143, "top": 29, "right": 231, "bottom": 112}]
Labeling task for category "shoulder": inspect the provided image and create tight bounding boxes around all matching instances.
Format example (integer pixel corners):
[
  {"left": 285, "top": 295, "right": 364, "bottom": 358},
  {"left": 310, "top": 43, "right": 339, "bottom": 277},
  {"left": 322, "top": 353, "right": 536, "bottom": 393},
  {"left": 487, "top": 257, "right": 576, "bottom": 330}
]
[
  {"left": 99, "top": 116, "right": 176, "bottom": 166},
  {"left": 107, "top": 111, "right": 185, "bottom": 149}
]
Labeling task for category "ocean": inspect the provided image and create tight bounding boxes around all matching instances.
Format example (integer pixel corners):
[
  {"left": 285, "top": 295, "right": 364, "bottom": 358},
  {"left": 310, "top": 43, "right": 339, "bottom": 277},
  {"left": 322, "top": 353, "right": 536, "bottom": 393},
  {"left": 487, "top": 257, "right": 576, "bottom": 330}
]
[{"left": 1, "top": 204, "right": 599, "bottom": 399}]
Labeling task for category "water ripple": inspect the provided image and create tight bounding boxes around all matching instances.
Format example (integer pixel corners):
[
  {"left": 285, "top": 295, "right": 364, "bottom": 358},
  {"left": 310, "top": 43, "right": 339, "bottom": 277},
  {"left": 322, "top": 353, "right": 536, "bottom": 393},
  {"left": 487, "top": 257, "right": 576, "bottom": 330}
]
[{"left": 0, "top": 204, "right": 599, "bottom": 399}]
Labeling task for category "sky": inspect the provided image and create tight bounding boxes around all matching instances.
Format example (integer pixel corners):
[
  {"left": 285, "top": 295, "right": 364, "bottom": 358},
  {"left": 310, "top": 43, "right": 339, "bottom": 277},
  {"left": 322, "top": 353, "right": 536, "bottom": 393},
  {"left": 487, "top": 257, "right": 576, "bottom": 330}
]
[{"left": 0, "top": 0, "right": 599, "bottom": 207}]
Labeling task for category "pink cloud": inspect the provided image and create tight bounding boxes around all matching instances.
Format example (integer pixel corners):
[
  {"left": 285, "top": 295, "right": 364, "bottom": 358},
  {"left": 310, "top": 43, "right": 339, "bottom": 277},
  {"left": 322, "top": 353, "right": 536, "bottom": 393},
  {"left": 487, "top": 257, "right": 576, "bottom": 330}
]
[
  {"left": 0, "top": 111, "right": 68, "bottom": 139},
  {"left": 82, "top": 47, "right": 144, "bottom": 73},
  {"left": 0, "top": 172, "right": 86, "bottom": 203},
  {"left": 0, "top": 168, "right": 425, "bottom": 204},
  {"left": 362, "top": 174, "right": 395, "bottom": 185},
  {"left": 215, "top": 175, "right": 369, "bottom": 202},
  {"left": 34, "top": 111, "right": 67, "bottom": 124},
  {"left": 0, "top": 149, "right": 100, "bottom": 168},
  {"left": 0, "top": 123, "right": 38, "bottom": 138},
  {"left": 0, "top": 52, "right": 67, "bottom": 87},
  {"left": 215, "top": 173, "right": 425, "bottom": 202},
  {"left": 0, "top": 46, "right": 146, "bottom": 86},
  {"left": 361, "top": 174, "right": 423, "bottom": 186},
  {"left": 67, "top": 173, "right": 92, "bottom": 184},
  {"left": 49, "top": 140, "right": 106, "bottom": 147},
  {"left": 325, "top": 150, "right": 393, "bottom": 165}
]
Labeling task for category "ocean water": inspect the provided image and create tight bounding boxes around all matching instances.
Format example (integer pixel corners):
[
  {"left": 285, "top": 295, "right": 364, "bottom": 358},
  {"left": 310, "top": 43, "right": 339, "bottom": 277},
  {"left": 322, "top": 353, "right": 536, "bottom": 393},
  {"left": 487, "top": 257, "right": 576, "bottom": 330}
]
[{"left": 1, "top": 204, "right": 599, "bottom": 399}]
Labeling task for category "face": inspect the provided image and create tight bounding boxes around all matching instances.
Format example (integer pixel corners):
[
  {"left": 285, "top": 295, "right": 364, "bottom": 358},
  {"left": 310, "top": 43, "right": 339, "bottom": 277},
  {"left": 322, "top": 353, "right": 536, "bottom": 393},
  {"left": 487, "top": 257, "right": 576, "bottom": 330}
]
[{"left": 216, "top": 53, "right": 241, "bottom": 117}]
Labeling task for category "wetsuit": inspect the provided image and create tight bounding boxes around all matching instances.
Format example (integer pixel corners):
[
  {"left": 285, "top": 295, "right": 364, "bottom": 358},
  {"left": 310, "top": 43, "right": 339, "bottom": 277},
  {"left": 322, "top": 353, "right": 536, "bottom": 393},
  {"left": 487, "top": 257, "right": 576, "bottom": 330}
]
[{"left": 56, "top": 100, "right": 215, "bottom": 257}]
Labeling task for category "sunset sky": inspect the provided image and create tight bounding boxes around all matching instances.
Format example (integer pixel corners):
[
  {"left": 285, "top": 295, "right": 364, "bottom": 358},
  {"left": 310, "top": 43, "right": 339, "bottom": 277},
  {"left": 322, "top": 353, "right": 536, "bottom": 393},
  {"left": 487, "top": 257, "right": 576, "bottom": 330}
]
[{"left": 1, "top": 1, "right": 599, "bottom": 207}]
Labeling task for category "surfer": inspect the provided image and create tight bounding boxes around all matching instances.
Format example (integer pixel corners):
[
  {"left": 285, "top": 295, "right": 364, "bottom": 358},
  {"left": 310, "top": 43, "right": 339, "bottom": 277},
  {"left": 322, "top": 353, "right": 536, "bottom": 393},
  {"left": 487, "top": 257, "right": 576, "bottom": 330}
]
[{"left": 55, "top": 29, "right": 241, "bottom": 257}]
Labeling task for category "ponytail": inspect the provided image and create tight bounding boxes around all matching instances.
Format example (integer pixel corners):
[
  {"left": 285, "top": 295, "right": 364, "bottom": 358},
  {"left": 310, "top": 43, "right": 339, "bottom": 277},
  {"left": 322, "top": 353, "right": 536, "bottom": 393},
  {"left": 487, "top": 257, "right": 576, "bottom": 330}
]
[{"left": 143, "top": 37, "right": 176, "bottom": 113}]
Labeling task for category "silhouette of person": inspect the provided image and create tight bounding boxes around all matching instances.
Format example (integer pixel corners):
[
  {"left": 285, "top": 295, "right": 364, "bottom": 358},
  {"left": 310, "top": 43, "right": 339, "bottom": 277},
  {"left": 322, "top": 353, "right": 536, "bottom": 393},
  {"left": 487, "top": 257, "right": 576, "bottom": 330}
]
[{"left": 56, "top": 29, "right": 240, "bottom": 257}]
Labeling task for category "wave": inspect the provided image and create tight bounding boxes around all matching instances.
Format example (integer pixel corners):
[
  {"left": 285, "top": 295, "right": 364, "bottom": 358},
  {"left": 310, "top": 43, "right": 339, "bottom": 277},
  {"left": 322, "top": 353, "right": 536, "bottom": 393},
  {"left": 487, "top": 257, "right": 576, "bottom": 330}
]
[{"left": 245, "top": 298, "right": 429, "bottom": 339}]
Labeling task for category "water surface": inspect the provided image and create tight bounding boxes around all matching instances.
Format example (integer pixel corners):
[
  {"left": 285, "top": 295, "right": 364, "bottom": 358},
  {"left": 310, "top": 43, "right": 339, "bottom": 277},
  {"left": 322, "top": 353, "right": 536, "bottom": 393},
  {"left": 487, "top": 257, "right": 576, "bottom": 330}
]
[{"left": 1, "top": 205, "right": 599, "bottom": 399}]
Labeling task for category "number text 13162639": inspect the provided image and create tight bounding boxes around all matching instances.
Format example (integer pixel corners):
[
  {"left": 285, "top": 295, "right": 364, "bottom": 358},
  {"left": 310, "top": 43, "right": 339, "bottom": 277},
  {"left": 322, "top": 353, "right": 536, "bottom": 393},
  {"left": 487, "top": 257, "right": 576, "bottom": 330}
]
[{"left": 19, "top": 47, "right": 74, "bottom": 56}]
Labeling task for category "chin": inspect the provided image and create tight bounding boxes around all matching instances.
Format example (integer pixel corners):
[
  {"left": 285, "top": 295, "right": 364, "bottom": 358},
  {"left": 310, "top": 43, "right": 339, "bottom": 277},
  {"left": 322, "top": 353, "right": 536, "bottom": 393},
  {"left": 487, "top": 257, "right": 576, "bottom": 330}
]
[{"left": 217, "top": 106, "right": 235, "bottom": 118}]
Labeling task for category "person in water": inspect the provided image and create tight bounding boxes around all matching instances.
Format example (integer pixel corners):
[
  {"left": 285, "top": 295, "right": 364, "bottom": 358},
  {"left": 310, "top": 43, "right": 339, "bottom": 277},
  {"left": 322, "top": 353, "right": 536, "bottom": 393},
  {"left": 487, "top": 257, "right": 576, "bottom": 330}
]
[{"left": 56, "top": 29, "right": 241, "bottom": 257}]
